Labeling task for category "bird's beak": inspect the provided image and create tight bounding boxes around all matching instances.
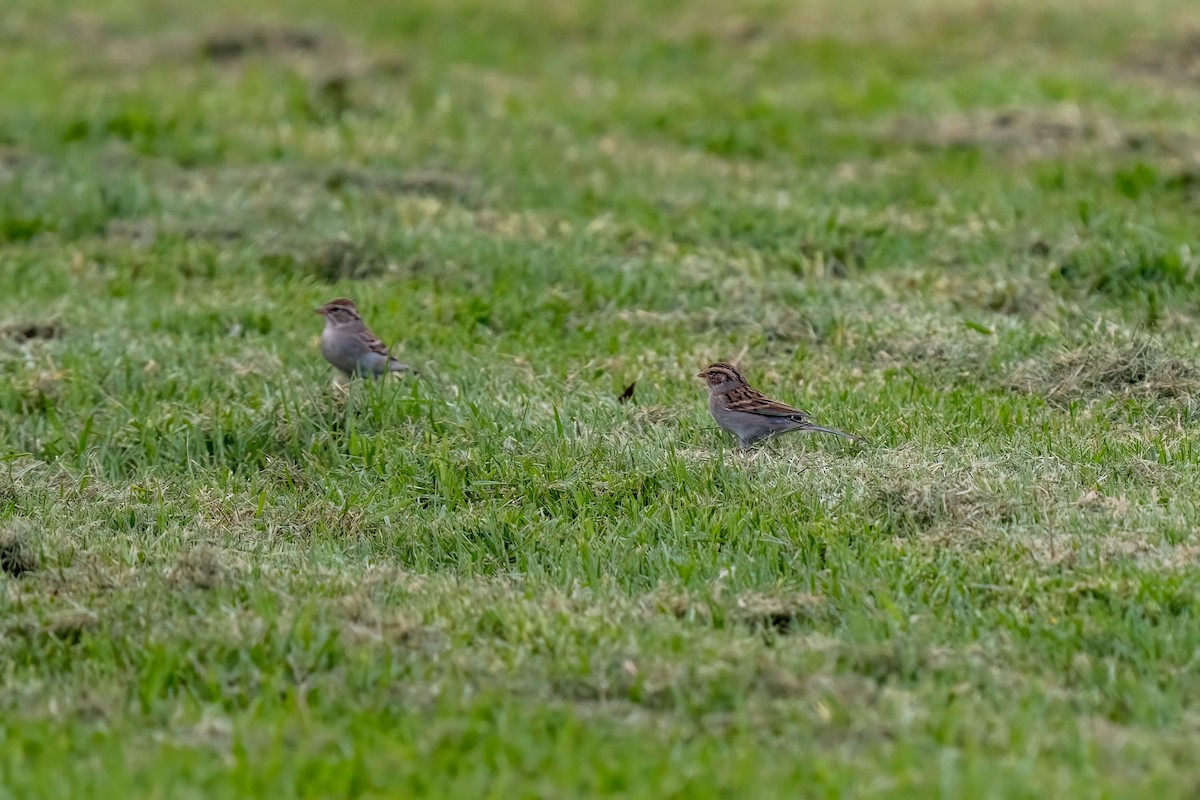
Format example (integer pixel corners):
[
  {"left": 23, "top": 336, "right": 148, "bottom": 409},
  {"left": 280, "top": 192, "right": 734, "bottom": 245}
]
[
  {"left": 695, "top": 372, "right": 706, "bottom": 379},
  {"left": 314, "top": 307, "right": 326, "bottom": 315}
]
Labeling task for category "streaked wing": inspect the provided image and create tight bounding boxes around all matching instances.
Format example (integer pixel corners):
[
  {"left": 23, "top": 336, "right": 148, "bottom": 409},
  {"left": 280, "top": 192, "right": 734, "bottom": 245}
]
[
  {"left": 360, "top": 329, "right": 391, "bottom": 357},
  {"left": 724, "top": 386, "right": 811, "bottom": 420}
]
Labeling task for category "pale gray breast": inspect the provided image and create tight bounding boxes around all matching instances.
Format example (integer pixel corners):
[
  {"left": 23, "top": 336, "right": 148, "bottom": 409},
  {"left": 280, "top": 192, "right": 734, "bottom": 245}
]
[{"left": 320, "top": 324, "right": 368, "bottom": 374}]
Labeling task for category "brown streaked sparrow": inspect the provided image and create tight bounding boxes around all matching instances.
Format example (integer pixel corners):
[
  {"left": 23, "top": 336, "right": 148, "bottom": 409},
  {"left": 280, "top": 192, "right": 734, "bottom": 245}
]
[
  {"left": 697, "top": 362, "right": 864, "bottom": 448},
  {"left": 314, "top": 298, "right": 411, "bottom": 379}
]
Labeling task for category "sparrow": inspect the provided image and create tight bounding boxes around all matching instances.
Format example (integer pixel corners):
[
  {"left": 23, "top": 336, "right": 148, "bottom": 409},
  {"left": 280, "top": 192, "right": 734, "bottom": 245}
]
[
  {"left": 314, "top": 297, "right": 411, "bottom": 379},
  {"left": 697, "top": 362, "right": 864, "bottom": 448}
]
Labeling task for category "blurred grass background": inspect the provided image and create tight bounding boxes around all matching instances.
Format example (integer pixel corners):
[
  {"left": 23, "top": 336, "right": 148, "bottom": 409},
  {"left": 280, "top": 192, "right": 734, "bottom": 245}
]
[{"left": 2, "top": 0, "right": 1200, "bottom": 796}]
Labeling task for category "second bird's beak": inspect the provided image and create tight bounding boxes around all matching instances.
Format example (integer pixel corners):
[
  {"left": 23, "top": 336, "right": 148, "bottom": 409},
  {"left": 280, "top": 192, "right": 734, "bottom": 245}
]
[
  {"left": 314, "top": 307, "right": 326, "bottom": 315},
  {"left": 695, "top": 372, "right": 706, "bottom": 379}
]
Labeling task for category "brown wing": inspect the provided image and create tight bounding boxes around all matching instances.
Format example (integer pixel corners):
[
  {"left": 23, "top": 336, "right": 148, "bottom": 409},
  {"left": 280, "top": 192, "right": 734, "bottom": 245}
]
[
  {"left": 361, "top": 327, "right": 392, "bottom": 357},
  {"left": 723, "top": 385, "right": 812, "bottom": 420}
]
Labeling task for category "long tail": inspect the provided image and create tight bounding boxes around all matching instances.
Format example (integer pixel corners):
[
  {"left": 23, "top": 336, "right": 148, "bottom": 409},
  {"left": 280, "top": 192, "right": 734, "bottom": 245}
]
[{"left": 802, "top": 423, "right": 867, "bottom": 444}]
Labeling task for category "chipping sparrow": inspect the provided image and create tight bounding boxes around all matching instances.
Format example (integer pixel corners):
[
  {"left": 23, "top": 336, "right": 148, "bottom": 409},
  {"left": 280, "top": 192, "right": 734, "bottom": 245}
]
[
  {"left": 697, "top": 362, "right": 863, "bottom": 448},
  {"left": 314, "top": 297, "right": 411, "bottom": 379}
]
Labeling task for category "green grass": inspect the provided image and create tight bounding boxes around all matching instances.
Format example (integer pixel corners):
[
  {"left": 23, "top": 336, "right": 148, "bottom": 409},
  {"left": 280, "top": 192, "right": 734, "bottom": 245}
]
[{"left": 2, "top": 0, "right": 1200, "bottom": 795}]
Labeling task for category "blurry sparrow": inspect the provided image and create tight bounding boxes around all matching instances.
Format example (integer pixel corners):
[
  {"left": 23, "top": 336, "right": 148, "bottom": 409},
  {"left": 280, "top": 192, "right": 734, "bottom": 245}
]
[
  {"left": 314, "top": 298, "right": 411, "bottom": 379},
  {"left": 697, "top": 362, "right": 863, "bottom": 448}
]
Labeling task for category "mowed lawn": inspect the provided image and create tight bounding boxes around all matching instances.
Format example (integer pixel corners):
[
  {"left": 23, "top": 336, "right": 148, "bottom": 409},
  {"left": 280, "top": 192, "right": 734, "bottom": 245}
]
[{"left": 2, "top": 0, "right": 1200, "bottom": 795}]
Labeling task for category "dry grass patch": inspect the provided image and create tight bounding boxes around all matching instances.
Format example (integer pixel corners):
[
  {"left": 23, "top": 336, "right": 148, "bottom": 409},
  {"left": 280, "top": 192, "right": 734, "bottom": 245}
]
[
  {"left": 871, "top": 331, "right": 992, "bottom": 378},
  {"left": 887, "top": 107, "right": 1197, "bottom": 159},
  {"left": 622, "top": 404, "right": 689, "bottom": 431},
  {"left": 325, "top": 168, "right": 480, "bottom": 205},
  {"left": 647, "top": 586, "right": 825, "bottom": 634},
  {"left": 0, "top": 320, "right": 64, "bottom": 342},
  {"left": 69, "top": 18, "right": 371, "bottom": 81},
  {"left": 7, "top": 609, "right": 100, "bottom": 643},
  {"left": 6, "top": 368, "right": 68, "bottom": 416},
  {"left": 306, "top": 238, "right": 389, "bottom": 282},
  {"left": 870, "top": 466, "right": 1017, "bottom": 536},
  {"left": 944, "top": 270, "right": 1057, "bottom": 318},
  {"left": 732, "top": 591, "right": 826, "bottom": 633},
  {"left": 1020, "top": 491, "right": 1200, "bottom": 569},
  {"left": 198, "top": 25, "right": 324, "bottom": 63},
  {"left": 0, "top": 518, "right": 40, "bottom": 578},
  {"left": 103, "top": 218, "right": 244, "bottom": 247},
  {"left": 168, "top": 546, "right": 230, "bottom": 590},
  {"left": 260, "top": 236, "right": 399, "bottom": 282},
  {"left": 1008, "top": 337, "right": 1199, "bottom": 405},
  {"left": 1128, "top": 29, "right": 1200, "bottom": 84}
]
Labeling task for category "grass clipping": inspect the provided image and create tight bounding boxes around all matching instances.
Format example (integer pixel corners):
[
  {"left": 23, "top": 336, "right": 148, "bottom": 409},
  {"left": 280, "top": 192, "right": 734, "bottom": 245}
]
[
  {"left": 870, "top": 473, "right": 1014, "bottom": 536},
  {"left": 1008, "top": 337, "right": 1199, "bottom": 406},
  {"left": 0, "top": 519, "right": 40, "bottom": 577}
]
